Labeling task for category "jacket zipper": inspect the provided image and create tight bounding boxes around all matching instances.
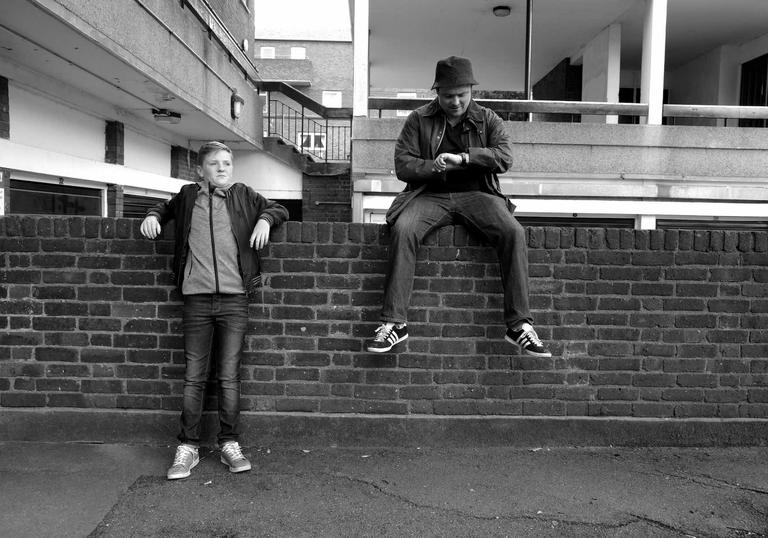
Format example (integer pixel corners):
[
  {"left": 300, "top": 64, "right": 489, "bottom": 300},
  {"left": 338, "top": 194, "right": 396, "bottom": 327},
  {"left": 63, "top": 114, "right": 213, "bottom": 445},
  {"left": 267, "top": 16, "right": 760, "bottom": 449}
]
[{"left": 208, "top": 191, "right": 220, "bottom": 294}]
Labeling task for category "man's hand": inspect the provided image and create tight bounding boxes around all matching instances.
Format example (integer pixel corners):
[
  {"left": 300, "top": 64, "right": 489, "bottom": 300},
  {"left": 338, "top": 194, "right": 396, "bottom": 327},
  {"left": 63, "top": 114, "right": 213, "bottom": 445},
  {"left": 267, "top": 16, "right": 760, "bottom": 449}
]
[
  {"left": 249, "top": 219, "right": 271, "bottom": 250},
  {"left": 432, "top": 153, "right": 464, "bottom": 173},
  {"left": 140, "top": 215, "right": 161, "bottom": 239}
]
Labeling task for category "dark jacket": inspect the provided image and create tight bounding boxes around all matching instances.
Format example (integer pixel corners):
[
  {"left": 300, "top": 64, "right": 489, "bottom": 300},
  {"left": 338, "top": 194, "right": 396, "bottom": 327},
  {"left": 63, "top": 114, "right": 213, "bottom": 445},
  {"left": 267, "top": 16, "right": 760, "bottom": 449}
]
[
  {"left": 386, "top": 98, "right": 514, "bottom": 225},
  {"left": 146, "top": 182, "right": 288, "bottom": 298}
]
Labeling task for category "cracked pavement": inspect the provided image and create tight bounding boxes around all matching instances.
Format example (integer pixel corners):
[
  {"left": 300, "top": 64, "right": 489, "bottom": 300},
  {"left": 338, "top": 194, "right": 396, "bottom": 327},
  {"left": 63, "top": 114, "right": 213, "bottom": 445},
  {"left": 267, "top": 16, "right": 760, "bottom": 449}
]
[{"left": 2, "top": 443, "right": 767, "bottom": 537}]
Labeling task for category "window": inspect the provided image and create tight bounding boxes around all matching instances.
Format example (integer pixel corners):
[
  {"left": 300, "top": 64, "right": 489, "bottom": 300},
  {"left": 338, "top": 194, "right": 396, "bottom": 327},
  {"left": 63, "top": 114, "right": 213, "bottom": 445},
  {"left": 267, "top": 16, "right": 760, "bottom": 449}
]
[
  {"left": 396, "top": 92, "right": 417, "bottom": 117},
  {"left": 123, "top": 194, "right": 165, "bottom": 219},
  {"left": 10, "top": 179, "right": 102, "bottom": 216},
  {"left": 322, "top": 91, "right": 343, "bottom": 108},
  {"left": 739, "top": 53, "right": 768, "bottom": 127},
  {"left": 299, "top": 132, "right": 326, "bottom": 154},
  {"left": 290, "top": 47, "right": 306, "bottom": 60},
  {"left": 260, "top": 47, "right": 275, "bottom": 59}
]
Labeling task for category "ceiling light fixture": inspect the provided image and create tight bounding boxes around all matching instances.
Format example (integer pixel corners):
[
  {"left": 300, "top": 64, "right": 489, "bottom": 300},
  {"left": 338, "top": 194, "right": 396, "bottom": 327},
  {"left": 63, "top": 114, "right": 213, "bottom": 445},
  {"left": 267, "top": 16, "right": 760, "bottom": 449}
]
[
  {"left": 152, "top": 108, "right": 181, "bottom": 124},
  {"left": 493, "top": 5, "right": 511, "bottom": 17}
]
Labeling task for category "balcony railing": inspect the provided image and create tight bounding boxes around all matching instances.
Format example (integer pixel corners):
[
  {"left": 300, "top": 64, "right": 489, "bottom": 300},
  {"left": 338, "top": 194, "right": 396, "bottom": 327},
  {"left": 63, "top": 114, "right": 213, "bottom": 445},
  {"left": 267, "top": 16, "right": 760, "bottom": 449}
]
[
  {"left": 368, "top": 98, "right": 768, "bottom": 124},
  {"left": 260, "top": 81, "right": 352, "bottom": 162}
]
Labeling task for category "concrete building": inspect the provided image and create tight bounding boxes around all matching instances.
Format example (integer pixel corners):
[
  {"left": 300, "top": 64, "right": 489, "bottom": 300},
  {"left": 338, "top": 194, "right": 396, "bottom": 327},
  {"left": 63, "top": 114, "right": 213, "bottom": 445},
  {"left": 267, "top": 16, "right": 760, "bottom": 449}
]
[
  {"left": 3, "top": 0, "right": 767, "bottom": 228},
  {"left": 0, "top": 0, "right": 302, "bottom": 219}
]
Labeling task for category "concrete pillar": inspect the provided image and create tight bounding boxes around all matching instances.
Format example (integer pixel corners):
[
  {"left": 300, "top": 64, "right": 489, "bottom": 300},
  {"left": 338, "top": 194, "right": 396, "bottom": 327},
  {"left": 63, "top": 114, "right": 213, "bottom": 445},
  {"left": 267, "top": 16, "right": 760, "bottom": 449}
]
[
  {"left": 0, "top": 168, "right": 9, "bottom": 216},
  {"left": 581, "top": 24, "right": 621, "bottom": 124},
  {"left": 352, "top": 0, "right": 369, "bottom": 117},
  {"left": 640, "top": 0, "right": 668, "bottom": 125}
]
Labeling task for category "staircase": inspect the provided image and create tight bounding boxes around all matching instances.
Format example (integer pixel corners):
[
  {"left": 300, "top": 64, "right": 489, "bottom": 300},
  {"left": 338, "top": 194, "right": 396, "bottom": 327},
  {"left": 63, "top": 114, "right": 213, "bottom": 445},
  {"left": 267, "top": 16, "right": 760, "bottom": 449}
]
[{"left": 259, "top": 80, "right": 352, "bottom": 170}]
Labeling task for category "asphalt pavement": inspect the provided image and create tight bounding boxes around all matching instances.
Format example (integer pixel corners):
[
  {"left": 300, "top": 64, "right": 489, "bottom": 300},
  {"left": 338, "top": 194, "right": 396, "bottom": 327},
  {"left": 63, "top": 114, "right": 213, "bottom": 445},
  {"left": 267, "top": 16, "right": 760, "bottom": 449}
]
[{"left": 1, "top": 441, "right": 767, "bottom": 537}]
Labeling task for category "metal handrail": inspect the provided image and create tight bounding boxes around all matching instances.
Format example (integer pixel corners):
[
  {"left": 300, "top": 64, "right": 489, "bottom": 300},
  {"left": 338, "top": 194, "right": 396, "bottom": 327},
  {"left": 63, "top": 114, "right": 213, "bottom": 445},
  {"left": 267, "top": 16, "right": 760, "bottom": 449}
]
[
  {"left": 368, "top": 97, "right": 768, "bottom": 120},
  {"left": 265, "top": 97, "right": 351, "bottom": 162},
  {"left": 260, "top": 80, "right": 353, "bottom": 119}
]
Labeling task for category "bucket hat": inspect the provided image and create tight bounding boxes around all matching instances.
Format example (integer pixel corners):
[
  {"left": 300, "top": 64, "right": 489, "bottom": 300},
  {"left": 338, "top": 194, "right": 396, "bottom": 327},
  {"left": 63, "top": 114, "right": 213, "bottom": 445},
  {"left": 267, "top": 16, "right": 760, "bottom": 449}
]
[{"left": 431, "top": 56, "right": 478, "bottom": 89}]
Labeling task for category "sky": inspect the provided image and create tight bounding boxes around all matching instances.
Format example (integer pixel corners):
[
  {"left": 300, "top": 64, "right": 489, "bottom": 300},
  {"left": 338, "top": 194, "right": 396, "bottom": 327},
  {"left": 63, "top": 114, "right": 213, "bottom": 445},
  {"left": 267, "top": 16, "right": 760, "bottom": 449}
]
[{"left": 253, "top": 0, "right": 352, "bottom": 41}]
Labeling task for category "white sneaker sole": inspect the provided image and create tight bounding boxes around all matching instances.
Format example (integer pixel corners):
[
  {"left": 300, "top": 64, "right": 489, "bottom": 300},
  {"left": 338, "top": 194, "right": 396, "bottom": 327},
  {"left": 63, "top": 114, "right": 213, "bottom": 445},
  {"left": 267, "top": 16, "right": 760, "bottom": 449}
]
[
  {"left": 366, "top": 333, "right": 408, "bottom": 353},
  {"left": 504, "top": 334, "right": 552, "bottom": 357},
  {"left": 221, "top": 456, "right": 251, "bottom": 473}
]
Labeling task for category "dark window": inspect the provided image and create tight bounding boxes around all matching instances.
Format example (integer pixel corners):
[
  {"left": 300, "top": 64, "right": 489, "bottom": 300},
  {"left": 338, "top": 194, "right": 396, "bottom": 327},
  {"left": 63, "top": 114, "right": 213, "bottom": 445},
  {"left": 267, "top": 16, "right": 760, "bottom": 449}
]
[
  {"left": 10, "top": 179, "right": 101, "bottom": 216},
  {"left": 516, "top": 216, "right": 635, "bottom": 228},
  {"left": 275, "top": 199, "right": 302, "bottom": 221},
  {"left": 739, "top": 53, "right": 768, "bottom": 127},
  {"left": 123, "top": 194, "right": 166, "bottom": 219}
]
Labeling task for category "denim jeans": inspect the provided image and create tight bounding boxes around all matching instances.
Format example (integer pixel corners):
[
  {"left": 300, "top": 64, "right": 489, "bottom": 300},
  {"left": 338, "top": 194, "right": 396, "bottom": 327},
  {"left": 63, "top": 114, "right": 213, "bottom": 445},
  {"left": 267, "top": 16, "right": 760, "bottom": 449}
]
[
  {"left": 381, "top": 191, "right": 532, "bottom": 329},
  {"left": 178, "top": 293, "right": 248, "bottom": 446}
]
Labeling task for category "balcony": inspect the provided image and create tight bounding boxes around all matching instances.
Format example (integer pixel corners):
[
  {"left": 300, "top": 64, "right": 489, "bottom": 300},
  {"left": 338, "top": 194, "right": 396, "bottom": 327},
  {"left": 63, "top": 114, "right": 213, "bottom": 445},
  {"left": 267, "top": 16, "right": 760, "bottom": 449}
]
[{"left": 351, "top": 100, "right": 768, "bottom": 228}]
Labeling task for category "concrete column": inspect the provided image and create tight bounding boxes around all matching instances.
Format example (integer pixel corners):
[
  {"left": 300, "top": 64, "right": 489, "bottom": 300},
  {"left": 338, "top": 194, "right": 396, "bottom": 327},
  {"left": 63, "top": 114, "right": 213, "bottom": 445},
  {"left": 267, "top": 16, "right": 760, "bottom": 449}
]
[
  {"left": 0, "top": 168, "right": 9, "bottom": 216},
  {"left": 581, "top": 24, "right": 621, "bottom": 124},
  {"left": 352, "top": 0, "right": 369, "bottom": 117},
  {"left": 640, "top": 0, "right": 668, "bottom": 125}
]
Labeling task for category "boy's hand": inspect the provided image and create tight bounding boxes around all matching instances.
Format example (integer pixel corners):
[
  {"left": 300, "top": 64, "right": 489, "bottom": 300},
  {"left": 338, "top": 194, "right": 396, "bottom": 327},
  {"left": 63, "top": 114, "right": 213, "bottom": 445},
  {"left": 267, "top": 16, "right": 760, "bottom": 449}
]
[
  {"left": 140, "top": 215, "right": 161, "bottom": 239},
  {"left": 249, "top": 219, "right": 271, "bottom": 250}
]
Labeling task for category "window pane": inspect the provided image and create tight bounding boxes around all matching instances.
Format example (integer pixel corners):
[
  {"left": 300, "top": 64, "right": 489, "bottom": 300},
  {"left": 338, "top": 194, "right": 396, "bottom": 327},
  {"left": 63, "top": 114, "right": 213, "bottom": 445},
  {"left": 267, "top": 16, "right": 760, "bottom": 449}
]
[
  {"left": 10, "top": 179, "right": 101, "bottom": 216},
  {"left": 260, "top": 47, "right": 275, "bottom": 59},
  {"left": 290, "top": 47, "right": 306, "bottom": 60},
  {"left": 123, "top": 194, "right": 167, "bottom": 219}
]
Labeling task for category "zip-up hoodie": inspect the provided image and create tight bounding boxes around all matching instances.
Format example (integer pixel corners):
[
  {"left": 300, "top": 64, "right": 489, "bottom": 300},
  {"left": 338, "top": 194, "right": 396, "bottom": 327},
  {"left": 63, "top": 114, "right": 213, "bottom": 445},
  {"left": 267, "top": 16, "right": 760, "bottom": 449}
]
[
  {"left": 146, "top": 182, "right": 288, "bottom": 299},
  {"left": 386, "top": 98, "right": 514, "bottom": 225}
]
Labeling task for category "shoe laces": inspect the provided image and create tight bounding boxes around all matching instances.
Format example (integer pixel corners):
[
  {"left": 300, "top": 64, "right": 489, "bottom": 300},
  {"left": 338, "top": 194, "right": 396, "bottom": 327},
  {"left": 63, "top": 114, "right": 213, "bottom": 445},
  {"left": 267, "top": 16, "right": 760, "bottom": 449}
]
[
  {"left": 221, "top": 442, "right": 244, "bottom": 460},
  {"left": 519, "top": 326, "right": 544, "bottom": 347},
  {"left": 172, "top": 445, "right": 196, "bottom": 466},
  {"left": 373, "top": 324, "right": 394, "bottom": 343}
]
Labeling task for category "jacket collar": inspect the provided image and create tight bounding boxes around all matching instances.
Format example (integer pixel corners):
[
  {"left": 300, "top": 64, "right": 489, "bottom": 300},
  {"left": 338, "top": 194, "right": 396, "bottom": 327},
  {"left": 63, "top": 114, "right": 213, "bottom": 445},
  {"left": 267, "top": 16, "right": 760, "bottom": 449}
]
[
  {"left": 196, "top": 181, "right": 234, "bottom": 198},
  {"left": 423, "top": 98, "right": 484, "bottom": 125}
]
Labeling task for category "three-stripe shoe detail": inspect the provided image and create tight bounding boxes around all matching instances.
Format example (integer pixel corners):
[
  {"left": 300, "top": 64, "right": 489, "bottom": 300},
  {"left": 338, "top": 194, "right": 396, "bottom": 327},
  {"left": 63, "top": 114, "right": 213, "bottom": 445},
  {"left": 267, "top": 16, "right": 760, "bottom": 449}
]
[{"left": 366, "top": 323, "right": 408, "bottom": 353}]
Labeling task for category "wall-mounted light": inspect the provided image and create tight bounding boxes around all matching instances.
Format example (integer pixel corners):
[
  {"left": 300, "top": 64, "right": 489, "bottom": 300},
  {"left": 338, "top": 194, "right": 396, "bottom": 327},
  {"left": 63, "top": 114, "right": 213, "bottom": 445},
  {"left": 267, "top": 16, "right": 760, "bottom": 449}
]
[
  {"left": 492, "top": 5, "right": 511, "bottom": 17},
  {"left": 231, "top": 89, "right": 245, "bottom": 120},
  {"left": 152, "top": 108, "right": 181, "bottom": 124}
]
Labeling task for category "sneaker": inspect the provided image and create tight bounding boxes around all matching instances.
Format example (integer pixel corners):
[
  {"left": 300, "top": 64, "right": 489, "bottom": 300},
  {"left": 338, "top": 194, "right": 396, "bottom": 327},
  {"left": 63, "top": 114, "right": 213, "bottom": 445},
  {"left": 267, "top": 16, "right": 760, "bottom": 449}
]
[
  {"left": 220, "top": 441, "right": 251, "bottom": 473},
  {"left": 505, "top": 323, "right": 552, "bottom": 357},
  {"left": 366, "top": 323, "right": 408, "bottom": 353},
  {"left": 167, "top": 444, "right": 199, "bottom": 480}
]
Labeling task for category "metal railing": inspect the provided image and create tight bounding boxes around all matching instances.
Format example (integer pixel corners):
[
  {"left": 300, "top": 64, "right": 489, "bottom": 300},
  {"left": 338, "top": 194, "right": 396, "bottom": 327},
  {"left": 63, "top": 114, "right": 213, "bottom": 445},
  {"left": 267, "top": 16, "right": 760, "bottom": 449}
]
[
  {"left": 368, "top": 97, "right": 768, "bottom": 123},
  {"left": 260, "top": 81, "right": 352, "bottom": 163}
]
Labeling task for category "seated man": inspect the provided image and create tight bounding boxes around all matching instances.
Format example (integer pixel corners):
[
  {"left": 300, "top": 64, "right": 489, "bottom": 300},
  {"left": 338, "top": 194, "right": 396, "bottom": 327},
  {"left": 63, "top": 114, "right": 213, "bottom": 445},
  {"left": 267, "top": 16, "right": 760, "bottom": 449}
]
[{"left": 365, "top": 56, "right": 551, "bottom": 358}]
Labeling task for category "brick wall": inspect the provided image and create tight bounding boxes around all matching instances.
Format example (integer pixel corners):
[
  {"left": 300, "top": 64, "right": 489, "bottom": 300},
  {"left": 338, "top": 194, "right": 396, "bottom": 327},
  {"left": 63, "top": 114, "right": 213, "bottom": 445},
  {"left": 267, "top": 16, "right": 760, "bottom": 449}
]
[
  {"left": 1, "top": 217, "right": 767, "bottom": 419},
  {"left": 302, "top": 169, "right": 351, "bottom": 222}
]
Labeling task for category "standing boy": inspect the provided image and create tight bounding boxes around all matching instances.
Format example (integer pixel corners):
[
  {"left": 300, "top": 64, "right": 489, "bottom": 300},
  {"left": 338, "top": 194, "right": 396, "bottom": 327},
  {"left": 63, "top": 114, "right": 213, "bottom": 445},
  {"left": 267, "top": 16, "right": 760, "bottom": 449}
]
[{"left": 140, "top": 141, "right": 288, "bottom": 480}]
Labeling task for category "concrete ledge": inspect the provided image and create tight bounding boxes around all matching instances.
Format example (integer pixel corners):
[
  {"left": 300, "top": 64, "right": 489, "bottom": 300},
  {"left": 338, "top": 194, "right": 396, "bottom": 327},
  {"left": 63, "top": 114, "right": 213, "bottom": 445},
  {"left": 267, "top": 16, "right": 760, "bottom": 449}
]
[{"left": 3, "top": 409, "right": 767, "bottom": 448}]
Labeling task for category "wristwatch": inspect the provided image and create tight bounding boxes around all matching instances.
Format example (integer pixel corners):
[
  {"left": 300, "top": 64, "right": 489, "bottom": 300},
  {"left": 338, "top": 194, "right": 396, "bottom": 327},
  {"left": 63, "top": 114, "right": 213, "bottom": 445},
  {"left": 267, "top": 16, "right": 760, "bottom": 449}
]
[{"left": 461, "top": 153, "right": 469, "bottom": 167}]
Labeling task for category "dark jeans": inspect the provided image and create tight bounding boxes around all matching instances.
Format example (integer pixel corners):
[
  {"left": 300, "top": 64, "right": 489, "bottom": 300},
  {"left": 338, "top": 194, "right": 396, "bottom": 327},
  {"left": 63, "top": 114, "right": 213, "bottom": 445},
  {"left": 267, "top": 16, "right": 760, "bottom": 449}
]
[
  {"left": 178, "top": 293, "right": 248, "bottom": 446},
  {"left": 381, "top": 191, "right": 533, "bottom": 329}
]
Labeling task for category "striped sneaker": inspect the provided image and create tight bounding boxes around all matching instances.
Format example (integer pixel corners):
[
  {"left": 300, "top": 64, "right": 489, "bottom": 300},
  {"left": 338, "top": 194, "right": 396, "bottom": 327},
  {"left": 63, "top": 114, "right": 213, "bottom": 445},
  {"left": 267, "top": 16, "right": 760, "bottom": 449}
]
[
  {"left": 505, "top": 323, "right": 551, "bottom": 357},
  {"left": 366, "top": 323, "right": 408, "bottom": 353}
]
